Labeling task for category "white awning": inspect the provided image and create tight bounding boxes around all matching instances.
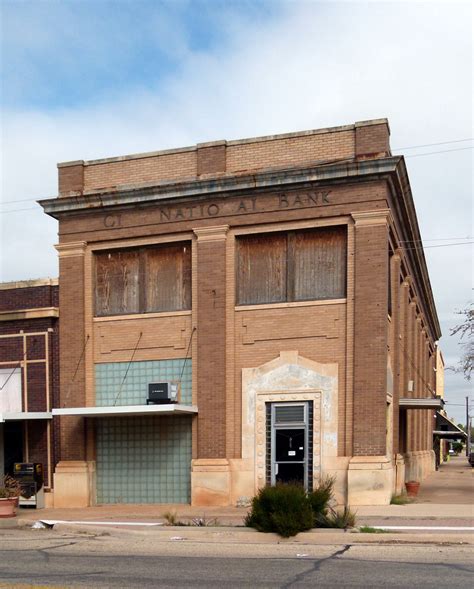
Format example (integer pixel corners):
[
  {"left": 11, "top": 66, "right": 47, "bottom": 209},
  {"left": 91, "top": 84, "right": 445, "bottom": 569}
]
[
  {"left": 399, "top": 397, "right": 444, "bottom": 410},
  {"left": 0, "top": 412, "right": 52, "bottom": 423},
  {"left": 52, "top": 404, "right": 198, "bottom": 418}
]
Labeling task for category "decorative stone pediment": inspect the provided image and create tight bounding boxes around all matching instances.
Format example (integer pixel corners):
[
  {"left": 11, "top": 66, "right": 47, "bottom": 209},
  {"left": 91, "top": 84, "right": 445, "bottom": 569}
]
[{"left": 241, "top": 351, "right": 338, "bottom": 493}]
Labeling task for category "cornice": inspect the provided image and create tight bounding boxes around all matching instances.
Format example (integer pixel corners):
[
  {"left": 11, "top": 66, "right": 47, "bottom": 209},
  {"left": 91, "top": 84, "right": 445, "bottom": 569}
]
[{"left": 39, "top": 157, "right": 402, "bottom": 218}]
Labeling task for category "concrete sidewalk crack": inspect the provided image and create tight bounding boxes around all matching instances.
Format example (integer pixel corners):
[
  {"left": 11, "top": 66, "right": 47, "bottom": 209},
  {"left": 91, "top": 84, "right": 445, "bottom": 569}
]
[{"left": 280, "top": 544, "right": 351, "bottom": 588}]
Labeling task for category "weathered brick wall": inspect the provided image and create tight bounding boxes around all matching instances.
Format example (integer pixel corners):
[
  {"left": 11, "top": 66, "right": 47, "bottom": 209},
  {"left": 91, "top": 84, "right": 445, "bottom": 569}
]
[
  {"left": 195, "top": 228, "right": 228, "bottom": 458},
  {"left": 0, "top": 284, "right": 60, "bottom": 487},
  {"left": 353, "top": 219, "right": 389, "bottom": 456},
  {"left": 0, "top": 284, "right": 58, "bottom": 312},
  {"left": 58, "top": 120, "right": 389, "bottom": 195},
  {"left": 57, "top": 250, "right": 87, "bottom": 461}
]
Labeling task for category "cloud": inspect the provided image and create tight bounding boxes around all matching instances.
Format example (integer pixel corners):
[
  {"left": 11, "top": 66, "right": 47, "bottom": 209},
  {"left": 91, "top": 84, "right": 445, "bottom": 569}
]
[{"left": 1, "top": 0, "right": 472, "bottom": 420}]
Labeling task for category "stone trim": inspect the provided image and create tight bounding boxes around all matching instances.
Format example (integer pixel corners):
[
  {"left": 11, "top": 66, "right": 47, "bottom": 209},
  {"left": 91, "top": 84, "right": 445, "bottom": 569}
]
[
  {"left": 0, "top": 278, "right": 58, "bottom": 290},
  {"left": 242, "top": 351, "right": 338, "bottom": 495},
  {"left": 352, "top": 209, "right": 392, "bottom": 226},
  {"left": 193, "top": 225, "right": 229, "bottom": 242},
  {"left": 0, "top": 307, "right": 59, "bottom": 321},
  {"left": 55, "top": 241, "right": 87, "bottom": 257}
]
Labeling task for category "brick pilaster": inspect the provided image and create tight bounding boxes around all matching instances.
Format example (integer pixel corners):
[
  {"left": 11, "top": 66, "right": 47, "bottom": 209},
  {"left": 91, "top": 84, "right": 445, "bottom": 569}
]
[
  {"left": 352, "top": 210, "right": 390, "bottom": 456},
  {"left": 55, "top": 241, "right": 87, "bottom": 461},
  {"left": 391, "top": 252, "right": 401, "bottom": 456},
  {"left": 194, "top": 226, "right": 229, "bottom": 458}
]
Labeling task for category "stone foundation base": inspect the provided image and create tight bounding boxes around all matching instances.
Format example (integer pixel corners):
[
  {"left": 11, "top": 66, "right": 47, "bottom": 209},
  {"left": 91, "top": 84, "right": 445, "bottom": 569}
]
[
  {"left": 347, "top": 456, "right": 393, "bottom": 505},
  {"left": 191, "top": 459, "right": 231, "bottom": 506},
  {"left": 403, "top": 450, "right": 435, "bottom": 483},
  {"left": 53, "top": 461, "right": 96, "bottom": 508},
  {"left": 395, "top": 454, "right": 406, "bottom": 495}
]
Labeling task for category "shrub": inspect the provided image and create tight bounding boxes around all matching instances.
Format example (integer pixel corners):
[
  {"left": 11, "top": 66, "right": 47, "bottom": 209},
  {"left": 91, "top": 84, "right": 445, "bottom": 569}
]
[
  {"left": 390, "top": 493, "right": 410, "bottom": 505},
  {"left": 245, "top": 483, "right": 313, "bottom": 538},
  {"left": 316, "top": 506, "right": 357, "bottom": 529},
  {"left": 308, "top": 476, "right": 335, "bottom": 524}
]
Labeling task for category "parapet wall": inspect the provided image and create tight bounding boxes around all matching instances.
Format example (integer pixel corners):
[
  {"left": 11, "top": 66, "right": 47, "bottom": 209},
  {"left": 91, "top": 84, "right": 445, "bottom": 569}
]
[{"left": 57, "top": 119, "right": 391, "bottom": 196}]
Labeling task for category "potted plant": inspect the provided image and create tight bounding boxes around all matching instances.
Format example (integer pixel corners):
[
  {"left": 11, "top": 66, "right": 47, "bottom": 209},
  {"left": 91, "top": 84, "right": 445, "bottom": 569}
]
[
  {"left": 0, "top": 475, "right": 20, "bottom": 518},
  {"left": 405, "top": 480, "right": 420, "bottom": 497}
]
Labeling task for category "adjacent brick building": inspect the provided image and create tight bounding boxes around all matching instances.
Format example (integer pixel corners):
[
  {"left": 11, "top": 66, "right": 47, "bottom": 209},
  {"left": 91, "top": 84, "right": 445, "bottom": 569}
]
[
  {"left": 40, "top": 119, "right": 442, "bottom": 507},
  {"left": 0, "top": 279, "right": 59, "bottom": 505}
]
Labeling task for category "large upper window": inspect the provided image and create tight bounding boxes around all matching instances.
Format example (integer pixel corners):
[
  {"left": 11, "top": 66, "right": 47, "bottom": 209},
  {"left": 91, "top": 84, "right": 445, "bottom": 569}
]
[
  {"left": 236, "top": 226, "right": 347, "bottom": 305},
  {"left": 95, "top": 242, "right": 191, "bottom": 316}
]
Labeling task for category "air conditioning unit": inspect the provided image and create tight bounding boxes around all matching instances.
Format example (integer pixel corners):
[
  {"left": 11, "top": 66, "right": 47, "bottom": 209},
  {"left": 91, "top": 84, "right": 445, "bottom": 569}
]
[{"left": 147, "top": 381, "right": 179, "bottom": 405}]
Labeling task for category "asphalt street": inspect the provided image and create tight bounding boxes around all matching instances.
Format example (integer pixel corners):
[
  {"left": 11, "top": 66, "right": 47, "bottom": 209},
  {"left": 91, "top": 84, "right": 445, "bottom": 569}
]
[{"left": 0, "top": 528, "right": 473, "bottom": 588}]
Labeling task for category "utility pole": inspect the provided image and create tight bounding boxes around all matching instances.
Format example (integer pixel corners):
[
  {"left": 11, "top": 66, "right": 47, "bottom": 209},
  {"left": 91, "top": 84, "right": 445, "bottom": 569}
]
[{"left": 467, "top": 396, "right": 471, "bottom": 456}]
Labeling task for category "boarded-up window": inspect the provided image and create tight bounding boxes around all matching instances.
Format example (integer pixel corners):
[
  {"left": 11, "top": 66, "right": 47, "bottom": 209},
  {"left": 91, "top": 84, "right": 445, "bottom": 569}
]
[
  {"left": 237, "top": 233, "right": 287, "bottom": 305},
  {"left": 95, "top": 243, "right": 191, "bottom": 316},
  {"left": 95, "top": 250, "right": 140, "bottom": 316},
  {"left": 237, "top": 227, "right": 346, "bottom": 305},
  {"left": 145, "top": 244, "right": 191, "bottom": 312},
  {"left": 292, "top": 228, "right": 346, "bottom": 301}
]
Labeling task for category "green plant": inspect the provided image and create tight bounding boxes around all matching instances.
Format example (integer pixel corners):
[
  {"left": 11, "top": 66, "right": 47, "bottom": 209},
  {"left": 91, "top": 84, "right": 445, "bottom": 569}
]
[
  {"left": 358, "top": 525, "right": 389, "bottom": 534},
  {"left": 452, "top": 442, "right": 464, "bottom": 454},
  {"left": 0, "top": 488, "right": 9, "bottom": 499},
  {"left": 245, "top": 483, "right": 314, "bottom": 538},
  {"left": 390, "top": 493, "right": 411, "bottom": 505},
  {"left": 316, "top": 506, "right": 357, "bottom": 529},
  {"left": 308, "top": 476, "right": 335, "bottom": 523}
]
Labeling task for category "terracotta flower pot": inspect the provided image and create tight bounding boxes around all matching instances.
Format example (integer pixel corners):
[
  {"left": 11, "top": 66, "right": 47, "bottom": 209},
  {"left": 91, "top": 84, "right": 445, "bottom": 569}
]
[
  {"left": 0, "top": 497, "right": 17, "bottom": 519},
  {"left": 405, "top": 481, "right": 420, "bottom": 497}
]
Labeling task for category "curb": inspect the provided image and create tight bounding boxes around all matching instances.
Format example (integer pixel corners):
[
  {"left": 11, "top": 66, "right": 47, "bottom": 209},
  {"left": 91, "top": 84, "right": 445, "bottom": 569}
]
[{"left": 18, "top": 520, "right": 474, "bottom": 546}]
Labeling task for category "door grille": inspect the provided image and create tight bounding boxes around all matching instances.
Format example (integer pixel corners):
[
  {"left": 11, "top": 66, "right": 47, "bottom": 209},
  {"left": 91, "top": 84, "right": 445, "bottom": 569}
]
[{"left": 274, "top": 404, "right": 305, "bottom": 424}]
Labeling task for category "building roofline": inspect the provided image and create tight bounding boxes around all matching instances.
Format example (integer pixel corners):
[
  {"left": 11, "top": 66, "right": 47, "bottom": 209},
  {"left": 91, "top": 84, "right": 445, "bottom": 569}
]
[
  {"left": 0, "top": 278, "right": 58, "bottom": 290},
  {"left": 57, "top": 118, "right": 389, "bottom": 168},
  {"left": 40, "top": 152, "right": 441, "bottom": 342}
]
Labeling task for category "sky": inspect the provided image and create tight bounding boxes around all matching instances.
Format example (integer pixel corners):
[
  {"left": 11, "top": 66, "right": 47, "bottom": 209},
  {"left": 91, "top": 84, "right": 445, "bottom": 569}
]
[{"left": 0, "top": 0, "right": 472, "bottom": 423}]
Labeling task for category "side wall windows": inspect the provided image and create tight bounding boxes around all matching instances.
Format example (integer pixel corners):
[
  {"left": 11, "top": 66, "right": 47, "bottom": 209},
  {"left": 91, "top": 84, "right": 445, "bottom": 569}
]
[
  {"left": 95, "top": 242, "right": 191, "bottom": 316},
  {"left": 236, "top": 226, "right": 347, "bottom": 306}
]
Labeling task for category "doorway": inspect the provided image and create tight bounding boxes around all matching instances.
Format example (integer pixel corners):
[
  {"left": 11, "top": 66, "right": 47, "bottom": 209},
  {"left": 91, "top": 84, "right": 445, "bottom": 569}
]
[
  {"left": 3, "top": 421, "right": 23, "bottom": 476},
  {"left": 267, "top": 402, "right": 312, "bottom": 490}
]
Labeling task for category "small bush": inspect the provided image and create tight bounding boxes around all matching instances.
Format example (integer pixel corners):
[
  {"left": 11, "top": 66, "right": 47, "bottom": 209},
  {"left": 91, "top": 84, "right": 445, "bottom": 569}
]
[
  {"left": 316, "top": 506, "right": 357, "bottom": 529},
  {"left": 390, "top": 493, "right": 411, "bottom": 505},
  {"left": 308, "top": 476, "right": 335, "bottom": 524},
  {"left": 245, "top": 484, "right": 313, "bottom": 538},
  {"left": 163, "top": 510, "right": 179, "bottom": 525}
]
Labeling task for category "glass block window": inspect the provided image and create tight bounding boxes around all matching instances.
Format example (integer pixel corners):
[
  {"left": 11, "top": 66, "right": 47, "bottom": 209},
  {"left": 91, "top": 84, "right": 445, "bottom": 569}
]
[
  {"left": 95, "top": 359, "right": 192, "bottom": 406},
  {"left": 96, "top": 415, "right": 192, "bottom": 504}
]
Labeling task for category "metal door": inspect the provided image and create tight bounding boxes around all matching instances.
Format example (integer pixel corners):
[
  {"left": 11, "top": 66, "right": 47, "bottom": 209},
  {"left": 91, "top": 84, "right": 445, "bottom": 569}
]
[{"left": 270, "top": 403, "right": 309, "bottom": 488}]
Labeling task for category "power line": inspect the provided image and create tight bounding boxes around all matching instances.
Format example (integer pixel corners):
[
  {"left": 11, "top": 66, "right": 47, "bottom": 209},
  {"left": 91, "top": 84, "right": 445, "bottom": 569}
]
[
  {"left": 404, "top": 146, "right": 473, "bottom": 158},
  {"left": 404, "top": 241, "right": 473, "bottom": 251},
  {"left": 393, "top": 138, "right": 473, "bottom": 150},
  {"left": 0, "top": 206, "right": 41, "bottom": 213},
  {"left": 1, "top": 138, "right": 473, "bottom": 209}
]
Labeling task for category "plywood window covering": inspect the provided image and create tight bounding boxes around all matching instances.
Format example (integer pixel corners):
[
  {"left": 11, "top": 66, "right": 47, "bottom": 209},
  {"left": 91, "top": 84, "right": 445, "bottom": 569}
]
[
  {"left": 145, "top": 244, "right": 191, "bottom": 313},
  {"left": 237, "top": 233, "right": 287, "bottom": 305},
  {"left": 237, "top": 227, "right": 346, "bottom": 305},
  {"left": 95, "top": 243, "right": 191, "bottom": 316}
]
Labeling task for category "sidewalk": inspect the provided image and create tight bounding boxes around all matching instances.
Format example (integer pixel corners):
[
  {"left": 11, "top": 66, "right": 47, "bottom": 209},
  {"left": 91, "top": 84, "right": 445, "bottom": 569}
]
[{"left": 15, "top": 455, "right": 473, "bottom": 532}]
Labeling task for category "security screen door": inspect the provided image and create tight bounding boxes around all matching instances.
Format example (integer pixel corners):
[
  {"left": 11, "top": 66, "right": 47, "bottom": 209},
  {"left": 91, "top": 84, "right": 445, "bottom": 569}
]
[{"left": 270, "top": 402, "right": 310, "bottom": 489}]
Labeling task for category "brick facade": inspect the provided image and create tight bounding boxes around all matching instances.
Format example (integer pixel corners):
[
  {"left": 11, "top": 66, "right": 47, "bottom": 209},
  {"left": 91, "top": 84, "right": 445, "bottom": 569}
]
[
  {"left": 0, "top": 280, "right": 59, "bottom": 489},
  {"left": 41, "top": 119, "right": 441, "bottom": 506}
]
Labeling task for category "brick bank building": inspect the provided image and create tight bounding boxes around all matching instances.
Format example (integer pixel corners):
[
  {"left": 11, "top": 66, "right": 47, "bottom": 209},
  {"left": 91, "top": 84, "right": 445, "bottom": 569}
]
[{"left": 39, "top": 119, "right": 442, "bottom": 507}]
